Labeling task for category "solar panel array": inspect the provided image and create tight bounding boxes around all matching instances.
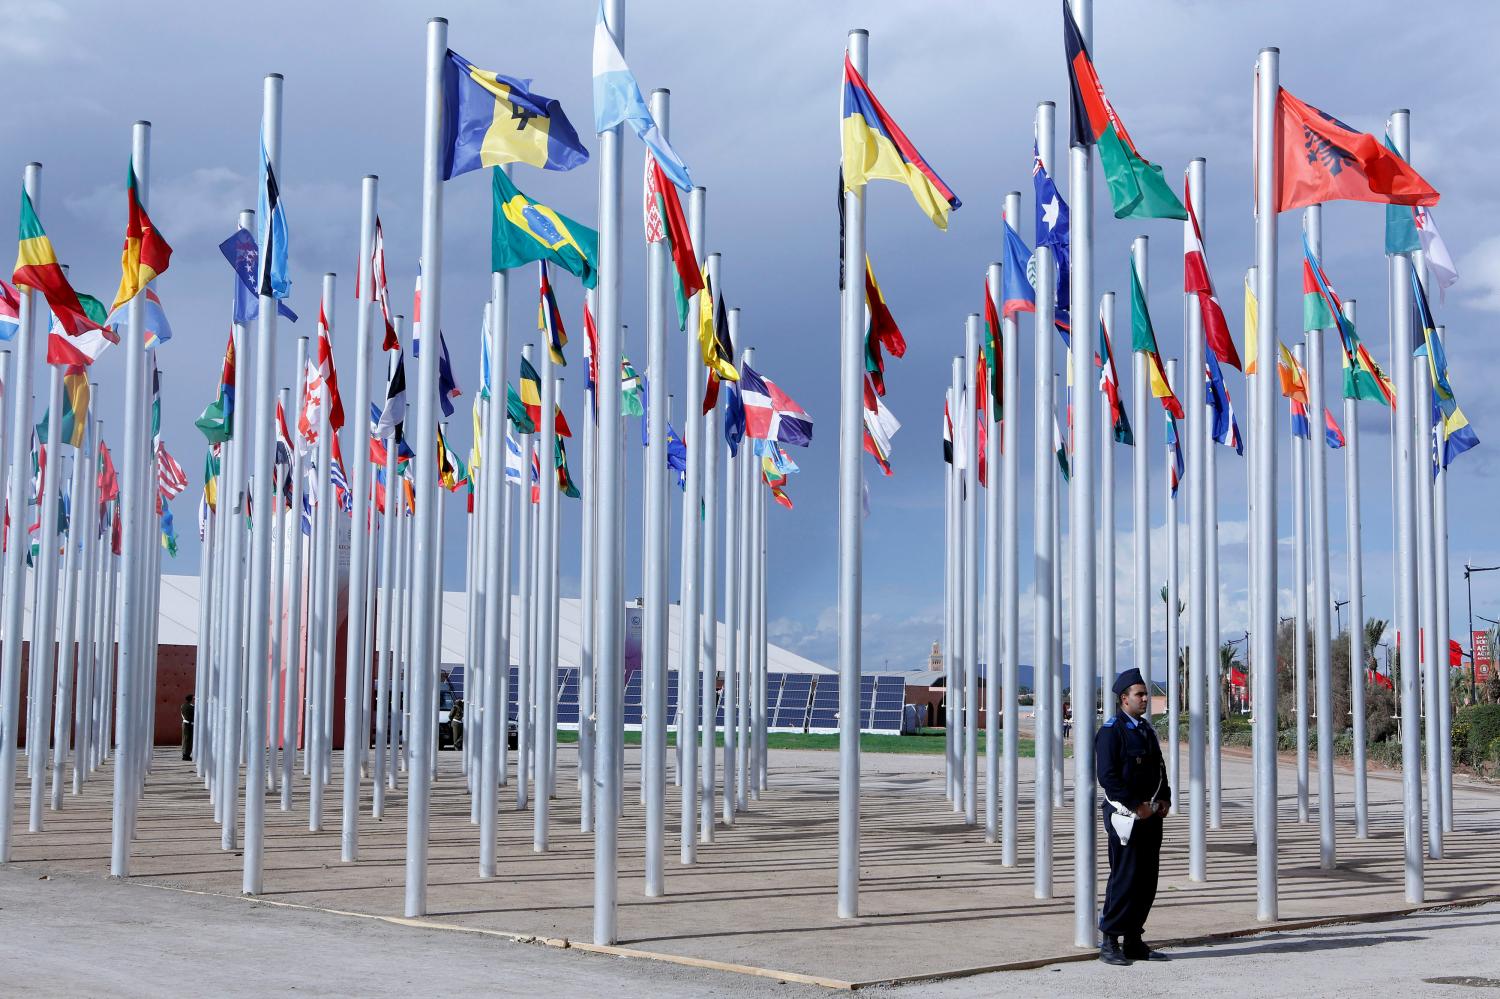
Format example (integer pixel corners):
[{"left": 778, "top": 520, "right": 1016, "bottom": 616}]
[{"left": 471, "top": 668, "right": 906, "bottom": 735}]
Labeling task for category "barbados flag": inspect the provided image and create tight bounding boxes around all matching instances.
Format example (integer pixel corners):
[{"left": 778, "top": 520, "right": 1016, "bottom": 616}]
[
  {"left": 491, "top": 168, "right": 598, "bottom": 288},
  {"left": 840, "top": 55, "right": 960, "bottom": 230},
  {"left": 442, "top": 51, "right": 588, "bottom": 180}
]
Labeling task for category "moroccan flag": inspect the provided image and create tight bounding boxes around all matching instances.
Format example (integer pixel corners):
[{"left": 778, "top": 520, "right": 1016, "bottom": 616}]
[
  {"left": 111, "top": 162, "right": 173, "bottom": 312},
  {"left": 518, "top": 356, "right": 543, "bottom": 426},
  {"left": 864, "top": 258, "right": 906, "bottom": 399},
  {"left": 644, "top": 155, "right": 704, "bottom": 330},
  {"left": 491, "top": 167, "right": 598, "bottom": 287},
  {"left": 1063, "top": 4, "right": 1186, "bottom": 220},
  {"left": 59, "top": 365, "right": 89, "bottom": 448},
  {"left": 1274, "top": 88, "right": 1439, "bottom": 213},
  {"left": 14, "top": 188, "right": 97, "bottom": 338},
  {"left": 538, "top": 260, "right": 568, "bottom": 365},
  {"left": 1097, "top": 312, "right": 1133, "bottom": 445},
  {"left": 1183, "top": 197, "right": 1241, "bottom": 369},
  {"left": 1129, "top": 265, "right": 1183, "bottom": 418},
  {"left": 981, "top": 281, "right": 1002, "bottom": 422}
]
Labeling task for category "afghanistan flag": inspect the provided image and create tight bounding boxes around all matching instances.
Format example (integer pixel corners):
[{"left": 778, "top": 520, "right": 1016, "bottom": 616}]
[
  {"left": 491, "top": 168, "right": 598, "bottom": 288},
  {"left": 111, "top": 162, "right": 173, "bottom": 312},
  {"left": 644, "top": 155, "right": 703, "bottom": 330},
  {"left": 1064, "top": 3, "right": 1186, "bottom": 221},
  {"left": 1129, "top": 264, "right": 1183, "bottom": 418},
  {"left": 14, "top": 188, "right": 98, "bottom": 339}
]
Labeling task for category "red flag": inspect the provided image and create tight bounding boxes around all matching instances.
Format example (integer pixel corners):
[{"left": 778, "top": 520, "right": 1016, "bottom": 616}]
[
  {"left": 1183, "top": 196, "right": 1241, "bottom": 370},
  {"left": 315, "top": 304, "right": 345, "bottom": 430},
  {"left": 1274, "top": 87, "right": 1439, "bottom": 213},
  {"left": 357, "top": 217, "right": 400, "bottom": 351}
]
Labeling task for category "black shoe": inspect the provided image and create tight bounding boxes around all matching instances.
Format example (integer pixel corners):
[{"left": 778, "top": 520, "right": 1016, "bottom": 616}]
[
  {"left": 1098, "top": 938, "right": 1133, "bottom": 966},
  {"left": 1123, "top": 938, "right": 1169, "bottom": 962}
]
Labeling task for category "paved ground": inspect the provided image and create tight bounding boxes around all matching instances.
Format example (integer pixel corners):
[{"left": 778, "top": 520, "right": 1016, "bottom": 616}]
[
  {"left": 4, "top": 866, "right": 1497, "bottom": 997},
  {"left": 4, "top": 742, "right": 1498, "bottom": 989}
]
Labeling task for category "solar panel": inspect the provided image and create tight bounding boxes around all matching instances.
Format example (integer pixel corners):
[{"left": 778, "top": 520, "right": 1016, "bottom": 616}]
[{"left": 772, "top": 673, "right": 813, "bottom": 729}]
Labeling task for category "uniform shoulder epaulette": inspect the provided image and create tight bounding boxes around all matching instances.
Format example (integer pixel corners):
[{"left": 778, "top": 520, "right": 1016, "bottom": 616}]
[{"left": 1102, "top": 715, "right": 1117, "bottom": 727}]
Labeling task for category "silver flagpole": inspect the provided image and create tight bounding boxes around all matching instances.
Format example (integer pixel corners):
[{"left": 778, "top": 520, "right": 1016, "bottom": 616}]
[
  {"left": 1033, "top": 102, "right": 1057, "bottom": 900},
  {"left": 1000, "top": 192, "right": 1021, "bottom": 867},
  {"left": 962, "top": 314, "right": 980, "bottom": 828},
  {"left": 341, "top": 175, "right": 378, "bottom": 861},
  {"left": 536, "top": 306, "right": 559, "bottom": 851},
  {"left": 0, "top": 342, "right": 9, "bottom": 680},
  {"left": 1051, "top": 407, "right": 1063, "bottom": 810},
  {"left": 947, "top": 370, "right": 963, "bottom": 816},
  {"left": 1099, "top": 290, "right": 1118, "bottom": 728},
  {"left": 677, "top": 190, "right": 706, "bottom": 862},
  {"left": 1341, "top": 299, "right": 1368, "bottom": 838},
  {"left": 404, "top": 15, "right": 447, "bottom": 919},
  {"left": 983, "top": 264, "right": 1002, "bottom": 845},
  {"left": 1166, "top": 356, "right": 1182, "bottom": 817},
  {"left": 308, "top": 274, "right": 336, "bottom": 834},
  {"left": 1413, "top": 350, "right": 1440, "bottom": 859},
  {"left": 281, "top": 334, "right": 310, "bottom": 811},
  {"left": 1184, "top": 159, "right": 1207, "bottom": 878},
  {"left": 1130, "top": 237, "right": 1151, "bottom": 714},
  {"left": 1303, "top": 205, "right": 1336, "bottom": 868},
  {"left": 721, "top": 310, "right": 740, "bottom": 828},
  {"left": 479, "top": 266, "right": 510, "bottom": 871},
  {"left": 1292, "top": 342, "right": 1309, "bottom": 824},
  {"left": 642, "top": 89, "right": 670, "bottom": 890},
  {"left": 243, "top": 80, "right": 285, "bottom": 890},
  {"left": 1066, "top": 0, "right": 1098, "bottom": 947},
  {"left": 517, "top": 343, "right": 535, "bottom": 809},
  {"left": 1205, "top": 377, "right": 1224, "bottom": 831},
  {"left": 1251, "top": 48, "right": 1281, "bottom": 920},
  {"left": 74, "top": 414, "right": 102, "bottom": 793},
  {"left": 1433, "top": 325, "right": 1452, "bottom": 836},
  {"left": 52, "top": 396, "right": 92, "bottom": 808},
  {"left": 593, "top": 0, "right": 626, "bottom": 943},
  {"left": 374, "top": 344, "right": 399, "bottom": 814},
  {"left": 700, "top": 252, "right": 722, "bottom": 845},
  {"left": 746, "top": 416, "right": 763, "bottom": 800},
  {"left": 269, "top": 387, "right": 290, "bottom": 789},
  {"left": 735, "top": 356, "right": 752, "bottom": 813},
  {"left": 837, "top": 27, "right": 868, "bottom": 918},
  {"left": 579, "top": 293, "right": 595, "bottom": 823}
]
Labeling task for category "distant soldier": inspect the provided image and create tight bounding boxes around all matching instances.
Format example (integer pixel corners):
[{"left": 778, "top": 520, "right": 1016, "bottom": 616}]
[
  {"left": 180, "top": 693, "right": 195, "bottom": 762},
  {"left": 1095, "top": 668, "right": 1170, "bottom": 966}
]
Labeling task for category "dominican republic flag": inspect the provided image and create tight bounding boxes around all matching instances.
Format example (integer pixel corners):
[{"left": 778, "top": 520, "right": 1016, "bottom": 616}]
[{"left": 739, "top": 363, "right": 812, "bottom": 447}]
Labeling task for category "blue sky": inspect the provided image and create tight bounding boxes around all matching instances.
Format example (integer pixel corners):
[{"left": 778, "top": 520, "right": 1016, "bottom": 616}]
[{"left": 4, "top": 0, "right": 1498, "bottom": 672}]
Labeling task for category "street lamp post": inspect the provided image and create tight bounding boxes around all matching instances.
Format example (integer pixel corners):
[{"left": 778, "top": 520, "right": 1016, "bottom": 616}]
[{"left": 1464, "top": 562, "right": 1500, "bottom": 705}]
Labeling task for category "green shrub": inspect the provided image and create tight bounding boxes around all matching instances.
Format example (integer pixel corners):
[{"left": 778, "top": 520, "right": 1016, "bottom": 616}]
[
  {"left": 1456, "top": 704, "right": 1500, "bottom": 767},
  {"left": 1489, "top": 736, "right": 1500, "bottom": 774},
  {"left": 1452, "top": 714, "right": 1474, "bottom": 766}
]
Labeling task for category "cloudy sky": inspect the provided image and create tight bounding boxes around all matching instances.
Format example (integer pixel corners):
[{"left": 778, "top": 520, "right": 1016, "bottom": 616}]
[{"left": 4, "top": 0, "right": 1497, "bottom": 674}]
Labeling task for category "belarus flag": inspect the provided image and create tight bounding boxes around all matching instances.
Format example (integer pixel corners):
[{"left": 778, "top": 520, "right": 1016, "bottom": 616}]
[{"left": 740, "top": 363, "right": 813, "bottom": 448}]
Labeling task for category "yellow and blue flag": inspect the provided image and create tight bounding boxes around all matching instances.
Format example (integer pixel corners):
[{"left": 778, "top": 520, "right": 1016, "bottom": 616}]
[
  {"left": 841, "top": 55, "right": 960, "bottom": 229},
  {"left": 442, "top": 51, "right": 588, "bottom": 180}
]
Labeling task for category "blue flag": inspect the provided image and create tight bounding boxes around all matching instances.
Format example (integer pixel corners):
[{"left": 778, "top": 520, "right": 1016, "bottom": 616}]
[
  {"left": 1032, "top": 146, "right": 1071, "bottom": 340},
  {"left": 724, "top": 381, "right": 746, "bottom": 456},
  {"left": 591, "top": 1, "right": 692, "bottom": 190},
  {"left": 219, "top": 228, "right": 297, "bottom": 324},
  {"left": 257, "top": 139, "right": 291, "bottom": 300}
]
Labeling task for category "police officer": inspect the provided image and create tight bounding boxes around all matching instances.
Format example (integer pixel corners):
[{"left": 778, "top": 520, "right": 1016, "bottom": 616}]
[{"left": 1095, "top": 667, "right": 1170, "bottom": 966}]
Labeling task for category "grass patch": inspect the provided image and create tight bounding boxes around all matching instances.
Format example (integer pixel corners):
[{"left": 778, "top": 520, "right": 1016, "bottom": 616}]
[{"left": 552, "top": 729, "right": 1040, "bottom": 756}]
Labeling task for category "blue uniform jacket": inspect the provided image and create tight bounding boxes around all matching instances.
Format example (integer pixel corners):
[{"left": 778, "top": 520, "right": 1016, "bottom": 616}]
[{"left": 1095, "top": 713, "right": 1170, "bottom": 811}]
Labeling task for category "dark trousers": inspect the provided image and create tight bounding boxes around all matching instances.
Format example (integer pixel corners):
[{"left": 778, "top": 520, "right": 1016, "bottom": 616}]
[
  {"left": 181, "top": 723, "right": 194, "bottom": 762},
  {"left": 1098, "top": 803, "right": 1162, "bottom": 939}
]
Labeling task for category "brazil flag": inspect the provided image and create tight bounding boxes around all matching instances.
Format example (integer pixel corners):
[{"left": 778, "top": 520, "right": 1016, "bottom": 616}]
[{"left": 490, "top": 168, "right": 598, "bottom": 288}]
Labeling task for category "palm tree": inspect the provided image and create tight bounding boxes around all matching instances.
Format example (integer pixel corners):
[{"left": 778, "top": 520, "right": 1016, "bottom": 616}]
[
  {"left": 1363, "top": 618, "right": 1388, "bottom": 679},
  {"left": 1219, "top": 641, "right": 1245, "bottom": 714}
]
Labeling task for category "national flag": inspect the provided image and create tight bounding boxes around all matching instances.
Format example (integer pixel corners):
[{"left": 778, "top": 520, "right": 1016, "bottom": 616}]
[
  {"left": 1204, "top": 348, "right": 1243, "bottom": 456},
  {"left": 1097, "top": 311, "right": 1133, "bottom": 445},
  {"left": 583, "top": 297, "right": 599, "bottom": 409},
  {"left": 740, "top": 363, "right": 813, "bottom": 447},
  {"left": 58, "top": 365, "right": 89, "bottom": 449},
  {"left": 1243, "top": 270, "right": 1260, "bottom": 375},
  {"left": 863, "top": 389, "right": 900, "bottom": 477},
  {"left": 1165, "top": 412, "right": 1185, "bottom": 496},
  {"left": 377, "top": 350, "right": 407, "bottom": 441},
  {"left": 724, "top": 378, "right": 746, "bottom": 455},
  {"left": 1302, "top": 257, "right": 1335, "bottom": 332},
  {"left": 553, "top": 434, "right": 581, "bottom": 499},
  {"left": 1278, "top": 342, "right": 1309, "bottom": 404},
  {"left": 365, "top": 217, "right": 399, "bottom": 350},
  {"left": 436, "top": 330, "right": 462, "bottom": 419},
  {"left": 665, "top": 422, "right": 688, "bottom": 489},
  {"left": 441, "top": 50, "right": 588, "bottom": 179},
  {"left": 592, "top": 2, "right": 693, "bottom": 190},
  {"left": 507, "top": 383, "right": 535, "bottom": 435},
  {"left": 1324, "top": 407, "right": 1346, "bottom": 450},
  {"left": 644, "top": 155, "right": 704, "bottom": 329},
  {"left": 1441, "top": 404, "right": 1480, "bottom": 468},
  {"left": 13, "top": 188, "right": 98, "bottom": 338},
  {"left": 111, "top": 161, "right": 173, "bottom": 312},
  {"left": 519, "top": 356, "right": 543, "bottom": 426},
  {"left": 1300, "top": 235, "right": 1393, "bottom": 405},
  {"left": 104, "top": 285, "right": 174, "bottom": 349},
  {"left": 1414, "top": 207, "right": 1458, "bottom": 299},
  {"left": 97, "top": 442, "right": 119, "bottom": 506},
  {"left": 981, "top": 281, "right": 1002, "bottom": 422},
  {"left": 314, "top": 303, "right": 345, "bottom": 430},
  {"left": 1032, "top": 146, "right": 1071, "bottom": 333},
  {"left": 256, "top": 138, "right": 291, "bottom": 299},
  {"left": 276, "top": 399, "right": 294, "bottom": 466},
  {"left": 698, "top": 275, "right": 738, "bottom": 413},
  {"left": 840, "top": 54, "right": 960, "bottom": 229},
  {"left": 504, "top": 425, "right": 526, "bottom": 485},
  {"left": 1184, "top": 196, "right": 1241, "bottom": 369},
  {"left": 0, "top": 279, "right": 21, "bottom": 340},
  {"left": 435, "top": 426, "right": 465, "bottom": 494},
  {"left": 1001, "top": 222, "right": 1036, "bottom": 318},
  {"left": 157, "top": 440, "right": 189, "bottom": 500},
  {"left": 621, "top": 357, "right": 643, "bottom": 418},
  {"left": 1272, "top": 87, "right": 1440, "bottom": 213},
  {"left": 1410, "top": 269, "right": 1455, "bottom": 415},
  {"left": 150, "top": 357, "right": 162, "bottom": 445},
  {"left": 46, "top": 300, "right": 113, "bottom": 368},
  {"left": 1129, "top": 264, "right": 1183, "bottom": 418},
  {"left": 942, "top": 398, "right": 954, "bottom": 464},
  {"left": 159, "top": 502, "right": 179, "bottom": 557},
  {"left": 1290, "top": 397, "right": 1311, "bottom": 440},
  {"left": 478, "top": 305, "right": 494, "bottom": 401},
  {"left": 864, "top": 257, "right": 906, "bottom": 399},
  {"left": 491, "top": 168, "right": 599, "bottom": 288},
  {"left": 1063, "top": 4, "right": 1186, "bottom": 220},
  {"left": 297, "top": 358, "right": 325, "bottom": 452},
  {"left": 1053, "top": 407, "right": 1070, "bottom": 482},
  {"left": 218, "top": 227, "right": 296, "bottom": 325},
  {"left": 538, "top": 260, "right": 568, "bottom": 365}
]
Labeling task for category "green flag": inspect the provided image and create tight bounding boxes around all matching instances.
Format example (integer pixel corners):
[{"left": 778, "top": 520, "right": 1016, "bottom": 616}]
[
  {"left": 1098, "top": 125, "right": 1187, "bottom": 220},
  {"left": 506, "top": 383, "right": 535, "bottom": 434},
  {"left": 491, "top": 168, "right": 599, "bottom": 288}
]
